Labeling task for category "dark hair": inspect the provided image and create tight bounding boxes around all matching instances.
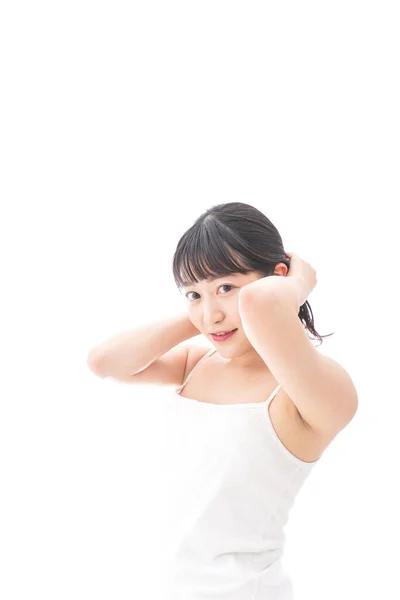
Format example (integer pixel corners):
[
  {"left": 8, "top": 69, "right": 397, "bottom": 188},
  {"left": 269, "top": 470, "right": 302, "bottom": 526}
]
[{"left": 172, "top": 202, "right": 334, "bottom": 347}]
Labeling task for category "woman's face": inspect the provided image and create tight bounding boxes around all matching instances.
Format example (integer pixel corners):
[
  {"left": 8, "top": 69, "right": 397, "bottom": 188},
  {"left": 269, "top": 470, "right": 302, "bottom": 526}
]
[
  {"left": 181, "top": 271, "right": 263, "bottom": 351},
  {"left": 181, "top": 264, "right": 288, "bottom": 356}
]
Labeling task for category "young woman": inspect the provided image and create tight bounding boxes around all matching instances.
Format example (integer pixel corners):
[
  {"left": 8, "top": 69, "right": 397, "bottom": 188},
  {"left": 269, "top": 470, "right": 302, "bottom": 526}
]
[{"left": 88, "top": 201, "right": 358, "bottom": 599}]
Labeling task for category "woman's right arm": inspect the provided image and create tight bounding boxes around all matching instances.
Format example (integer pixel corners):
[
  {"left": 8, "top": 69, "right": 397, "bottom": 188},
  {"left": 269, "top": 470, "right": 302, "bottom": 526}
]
[{"left": 86, "top": 312, "right": 200, "bottom": 382}]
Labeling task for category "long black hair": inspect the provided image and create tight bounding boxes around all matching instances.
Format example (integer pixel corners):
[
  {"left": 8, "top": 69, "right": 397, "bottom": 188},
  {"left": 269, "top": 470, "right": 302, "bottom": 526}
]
[{"left": 172, "top": 202, "right": 334, "bottom": 346}]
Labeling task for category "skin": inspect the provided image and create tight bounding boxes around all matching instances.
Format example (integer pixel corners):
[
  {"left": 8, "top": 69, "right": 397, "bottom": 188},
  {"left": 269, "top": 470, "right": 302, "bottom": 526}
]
[{"left": 182, "top": 262, "right": 288, "bottom": 372}]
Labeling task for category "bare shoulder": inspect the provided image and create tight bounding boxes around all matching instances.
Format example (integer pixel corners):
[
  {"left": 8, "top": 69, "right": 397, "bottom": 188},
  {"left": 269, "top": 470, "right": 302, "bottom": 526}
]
[
  {"left": 183, "top": 345, "right": 214, "bottom": 382},
  {"left": 320, "top": 352, "right": 358, "bottom": 392}
]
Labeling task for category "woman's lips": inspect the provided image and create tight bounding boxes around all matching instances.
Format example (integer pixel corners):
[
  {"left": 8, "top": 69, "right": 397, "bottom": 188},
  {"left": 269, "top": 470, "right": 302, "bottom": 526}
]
[{"left": 211, "top": 329, "right": 238, "bottom": 342}]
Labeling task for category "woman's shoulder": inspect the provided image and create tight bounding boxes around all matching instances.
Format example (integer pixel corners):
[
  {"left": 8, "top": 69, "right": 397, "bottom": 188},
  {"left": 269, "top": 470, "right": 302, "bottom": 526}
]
[{"left": 183, "top": 345, "right": 215, "bottom": 381}]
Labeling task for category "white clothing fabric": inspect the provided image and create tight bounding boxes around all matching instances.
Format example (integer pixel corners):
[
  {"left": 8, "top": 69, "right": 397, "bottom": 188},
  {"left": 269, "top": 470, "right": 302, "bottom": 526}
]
[{"left": 159, "top": 347, "right": 320, "bottom": 599}]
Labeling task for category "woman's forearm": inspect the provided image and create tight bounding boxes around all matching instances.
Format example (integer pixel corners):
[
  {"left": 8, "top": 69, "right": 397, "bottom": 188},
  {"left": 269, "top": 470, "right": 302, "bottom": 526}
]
[{"left": 87, "top": 311, "right": 199, "bottom": 378}]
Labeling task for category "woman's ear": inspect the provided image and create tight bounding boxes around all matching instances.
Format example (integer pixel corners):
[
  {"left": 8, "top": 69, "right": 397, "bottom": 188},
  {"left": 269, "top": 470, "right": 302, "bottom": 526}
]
[{"left": 274, "top": 262, "right": 289, "bottom": 277}]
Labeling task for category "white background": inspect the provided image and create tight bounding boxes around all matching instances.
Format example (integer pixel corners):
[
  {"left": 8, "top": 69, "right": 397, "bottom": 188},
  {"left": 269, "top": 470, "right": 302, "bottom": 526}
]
[{"left": 1, "top": 1, "right": 399, "bottom": 598}]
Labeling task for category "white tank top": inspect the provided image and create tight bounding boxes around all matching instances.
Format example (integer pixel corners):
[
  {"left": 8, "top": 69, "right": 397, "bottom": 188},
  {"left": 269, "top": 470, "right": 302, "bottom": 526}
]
[{"left": 159, "top": 347, "right": 320, "bottom": 599}]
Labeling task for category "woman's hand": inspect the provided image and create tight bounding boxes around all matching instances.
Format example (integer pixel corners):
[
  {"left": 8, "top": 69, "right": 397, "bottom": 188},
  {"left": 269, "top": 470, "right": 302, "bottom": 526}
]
[{"left": 285, "top": 251, "right": 318, "bottom": 306}]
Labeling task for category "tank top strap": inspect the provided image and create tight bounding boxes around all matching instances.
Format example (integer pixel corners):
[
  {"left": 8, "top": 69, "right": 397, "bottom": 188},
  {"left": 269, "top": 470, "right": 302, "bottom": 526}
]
[
  {"left": 265, "top": 383, "right": 282, "bottom": 406},
  {"left": 176, "top": 347, "right": 216, "bottom": 393},
  {"left": 176, "top": 348, "right": 281, "bottom": 406}
]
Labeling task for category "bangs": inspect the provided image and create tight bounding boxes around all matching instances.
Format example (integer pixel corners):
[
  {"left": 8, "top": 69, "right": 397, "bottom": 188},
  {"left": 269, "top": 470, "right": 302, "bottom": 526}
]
[{"left": 173, "top": 221, "right": 253, "bottom": 289}]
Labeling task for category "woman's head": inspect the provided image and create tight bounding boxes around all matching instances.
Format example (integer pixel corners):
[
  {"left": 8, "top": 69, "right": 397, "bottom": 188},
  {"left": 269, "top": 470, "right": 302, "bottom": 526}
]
[{"left": 172, "top": 202, "right": 332, "bottom": 349}]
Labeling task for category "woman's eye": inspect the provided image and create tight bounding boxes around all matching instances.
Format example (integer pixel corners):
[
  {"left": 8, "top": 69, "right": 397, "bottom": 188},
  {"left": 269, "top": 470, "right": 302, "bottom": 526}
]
[
  {"left": 186, "top": 285, "right": 233, "bottom": 301},
  {"left": 220, "top": 284, "right": 233, "bottom": 294}
]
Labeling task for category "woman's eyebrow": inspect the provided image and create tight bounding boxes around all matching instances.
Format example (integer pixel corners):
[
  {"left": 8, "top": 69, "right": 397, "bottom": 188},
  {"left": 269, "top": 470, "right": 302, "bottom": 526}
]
[{"left": 182, "top": 274, "right": 240, "bottom": 287}]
